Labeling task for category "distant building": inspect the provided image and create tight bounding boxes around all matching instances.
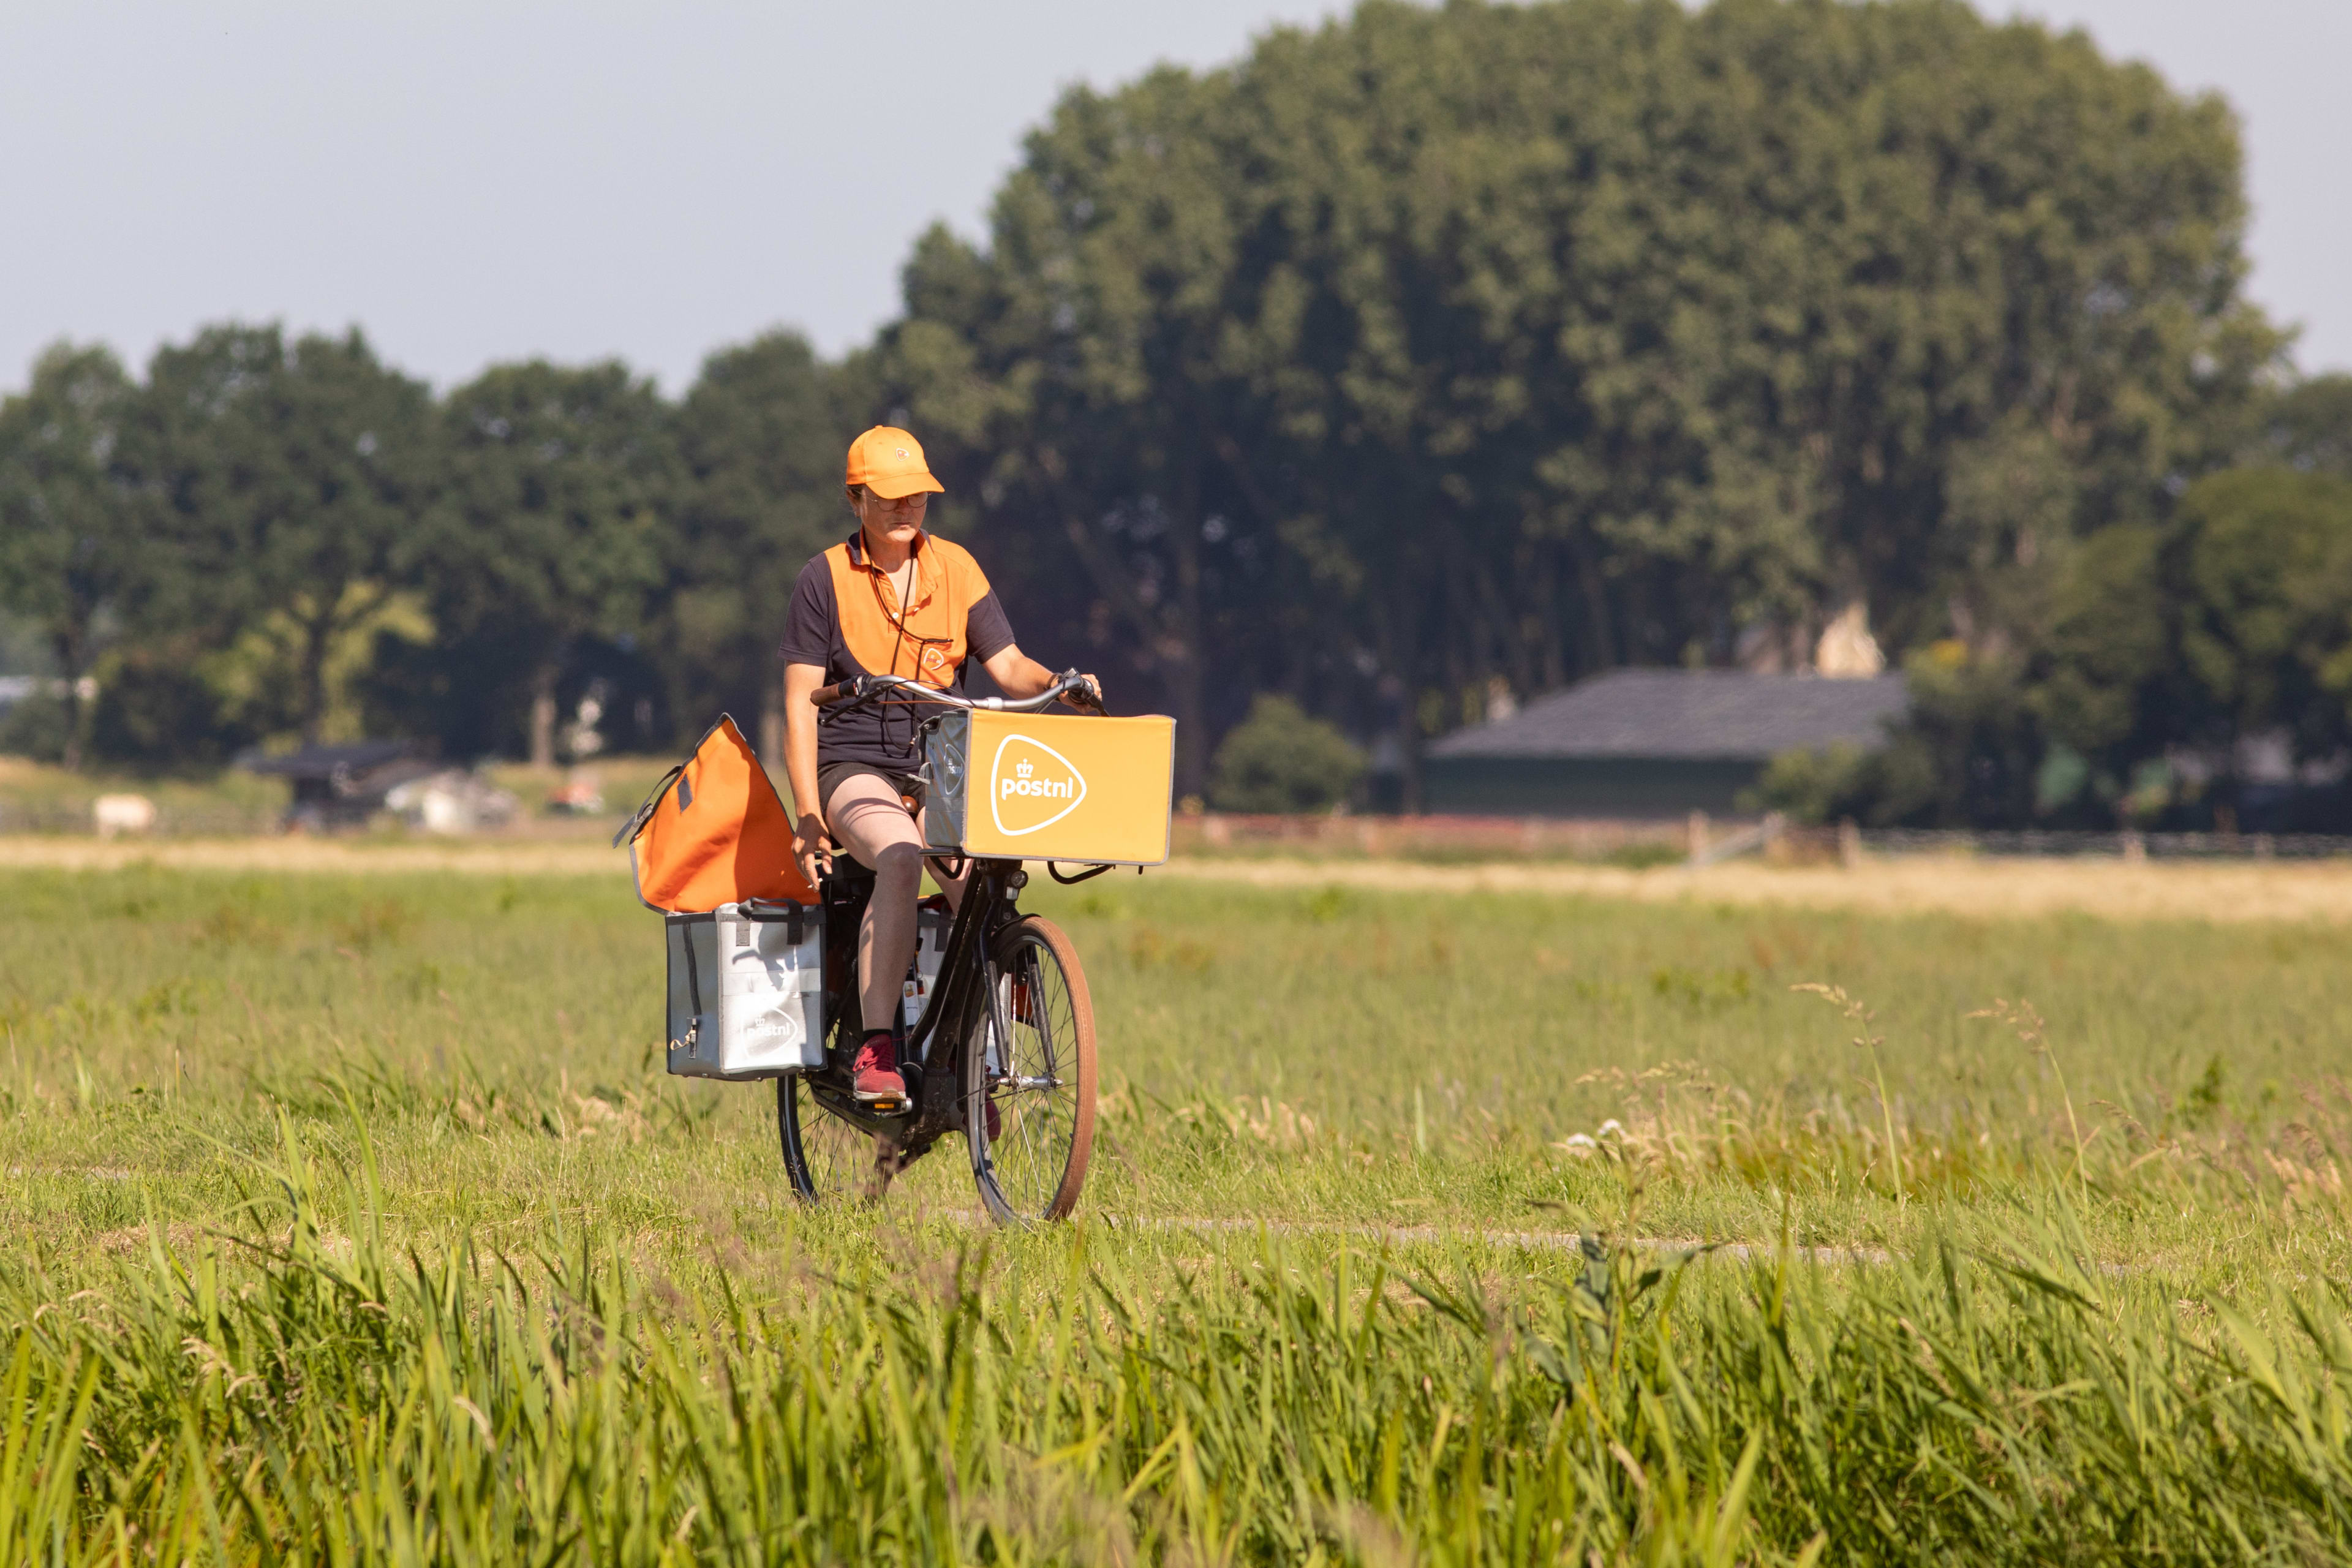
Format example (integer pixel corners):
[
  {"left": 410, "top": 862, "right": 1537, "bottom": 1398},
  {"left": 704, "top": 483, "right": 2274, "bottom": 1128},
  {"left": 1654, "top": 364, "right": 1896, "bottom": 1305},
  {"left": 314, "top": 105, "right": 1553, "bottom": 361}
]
[
  {"left": 1424, "top": 669, "right": 1910, "bottom": 818},
  {"left": 385, "top": 769, "right": 521, "bottom": 835},
  {"left": 242, "top": 740, "right": 435, "bottom": 830}
]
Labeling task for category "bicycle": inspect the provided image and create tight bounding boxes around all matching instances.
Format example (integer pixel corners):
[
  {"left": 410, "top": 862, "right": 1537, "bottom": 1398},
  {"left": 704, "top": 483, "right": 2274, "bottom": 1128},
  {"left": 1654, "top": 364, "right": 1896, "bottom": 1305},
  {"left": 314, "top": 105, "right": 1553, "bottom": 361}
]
[{"left": 778, "top": 670, "right": 1109, "bottom": 1223}]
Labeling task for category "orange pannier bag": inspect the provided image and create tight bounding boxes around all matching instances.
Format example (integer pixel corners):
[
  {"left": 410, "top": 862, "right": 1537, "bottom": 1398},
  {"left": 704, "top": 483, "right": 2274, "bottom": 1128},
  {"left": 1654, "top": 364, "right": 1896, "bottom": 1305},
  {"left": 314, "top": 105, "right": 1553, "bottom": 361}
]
[{"left": 614, "top": 715, "right": 816, "bottom": 913}]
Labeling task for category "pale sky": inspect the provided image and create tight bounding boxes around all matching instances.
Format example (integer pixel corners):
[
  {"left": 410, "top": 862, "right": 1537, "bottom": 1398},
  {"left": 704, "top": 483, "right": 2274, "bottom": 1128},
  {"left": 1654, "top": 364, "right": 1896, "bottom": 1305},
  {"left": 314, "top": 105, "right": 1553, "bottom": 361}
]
[{"left": 3, "top": 1, "right": 2345, "bottom": 397}]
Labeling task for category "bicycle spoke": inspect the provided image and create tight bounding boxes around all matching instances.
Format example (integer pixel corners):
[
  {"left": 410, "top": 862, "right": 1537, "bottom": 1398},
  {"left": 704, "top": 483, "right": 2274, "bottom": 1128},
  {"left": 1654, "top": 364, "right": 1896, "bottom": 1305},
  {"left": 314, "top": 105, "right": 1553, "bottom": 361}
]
[
  {"left": 782, "top": 1074, "right": 870, "bottom": 1204},
  {"left": 966, "top": 913, "right": 1095, "bottom": 1224},
  {"left": 982, "top": 943, "right": 1079, "bottom": 1213},
  {"left": 1005, "top": 958, "right": 1044, "bottom": 1195}
]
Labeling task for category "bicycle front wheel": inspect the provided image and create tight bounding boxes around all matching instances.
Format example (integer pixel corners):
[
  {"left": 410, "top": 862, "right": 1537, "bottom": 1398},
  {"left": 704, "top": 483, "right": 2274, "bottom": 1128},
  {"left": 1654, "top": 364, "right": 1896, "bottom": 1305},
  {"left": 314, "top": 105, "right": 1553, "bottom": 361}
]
[{"left": 967, "top": 916, "right": 1096, "bottom": 1223}]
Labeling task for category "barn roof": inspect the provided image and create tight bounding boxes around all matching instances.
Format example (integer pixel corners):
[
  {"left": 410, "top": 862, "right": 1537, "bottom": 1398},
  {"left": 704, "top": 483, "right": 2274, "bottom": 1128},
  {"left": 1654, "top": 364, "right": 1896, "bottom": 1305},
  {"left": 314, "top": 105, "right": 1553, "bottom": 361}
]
[
  {"left": 1427, "top": 669, "right": 1910, "bottom": 763},
  {"left": 241, "top": 740, "right": 424, "bottom": 779}
]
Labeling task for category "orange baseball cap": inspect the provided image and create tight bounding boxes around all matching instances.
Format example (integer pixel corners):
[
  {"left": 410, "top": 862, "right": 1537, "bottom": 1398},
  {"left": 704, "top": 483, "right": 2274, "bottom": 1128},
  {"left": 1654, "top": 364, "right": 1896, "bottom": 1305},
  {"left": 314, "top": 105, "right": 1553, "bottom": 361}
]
[{"left": 845, "top": 426, "right": 944, "bottom": 500}]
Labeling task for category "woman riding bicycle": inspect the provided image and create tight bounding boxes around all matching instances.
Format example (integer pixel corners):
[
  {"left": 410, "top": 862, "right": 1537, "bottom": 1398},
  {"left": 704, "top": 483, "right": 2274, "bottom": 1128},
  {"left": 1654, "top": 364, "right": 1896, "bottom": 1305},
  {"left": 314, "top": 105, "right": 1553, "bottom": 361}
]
[{"left": 778, "top": 426, "right": 1097, "bottom": 1106}]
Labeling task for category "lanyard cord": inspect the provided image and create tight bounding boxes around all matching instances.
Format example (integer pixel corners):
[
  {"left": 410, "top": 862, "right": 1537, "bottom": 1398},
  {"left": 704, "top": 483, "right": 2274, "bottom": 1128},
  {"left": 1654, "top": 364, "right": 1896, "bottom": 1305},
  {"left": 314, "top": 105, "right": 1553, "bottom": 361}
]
[{"left": 864, "top": 534, "right": 957, "bottom": 760}]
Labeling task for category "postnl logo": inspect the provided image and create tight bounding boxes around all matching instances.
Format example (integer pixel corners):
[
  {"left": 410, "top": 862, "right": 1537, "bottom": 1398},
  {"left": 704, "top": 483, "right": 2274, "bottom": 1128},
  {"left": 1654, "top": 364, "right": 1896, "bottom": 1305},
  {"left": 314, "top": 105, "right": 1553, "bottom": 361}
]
[{"left": 990, "top": 733, "right": 1087, "bottom": 837}]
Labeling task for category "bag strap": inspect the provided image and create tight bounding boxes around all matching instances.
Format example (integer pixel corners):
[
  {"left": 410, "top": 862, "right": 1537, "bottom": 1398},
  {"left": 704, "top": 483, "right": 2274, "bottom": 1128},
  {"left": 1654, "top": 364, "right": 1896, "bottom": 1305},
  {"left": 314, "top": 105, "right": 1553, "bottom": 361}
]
[{"left": 612, "top": 762, "right": 686, "bottom": 850}]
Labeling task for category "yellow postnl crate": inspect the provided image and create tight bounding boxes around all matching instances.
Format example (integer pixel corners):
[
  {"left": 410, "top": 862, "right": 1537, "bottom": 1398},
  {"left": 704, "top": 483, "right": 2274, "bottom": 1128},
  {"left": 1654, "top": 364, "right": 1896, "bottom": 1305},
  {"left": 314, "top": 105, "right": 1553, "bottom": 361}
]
[{"left": 924, "top": 709, "right": 1175, "bottom": 865}]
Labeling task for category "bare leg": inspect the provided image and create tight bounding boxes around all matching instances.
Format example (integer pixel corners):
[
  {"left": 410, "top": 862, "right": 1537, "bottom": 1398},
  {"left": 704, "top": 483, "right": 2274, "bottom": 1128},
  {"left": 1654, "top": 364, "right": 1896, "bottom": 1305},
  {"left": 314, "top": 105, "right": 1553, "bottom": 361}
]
[
  {"left": 827, "top": 775, "right": 965, "bottom": 1033},
  {"left": 918, "top": 802, "right": 968, "bottom": 913}
]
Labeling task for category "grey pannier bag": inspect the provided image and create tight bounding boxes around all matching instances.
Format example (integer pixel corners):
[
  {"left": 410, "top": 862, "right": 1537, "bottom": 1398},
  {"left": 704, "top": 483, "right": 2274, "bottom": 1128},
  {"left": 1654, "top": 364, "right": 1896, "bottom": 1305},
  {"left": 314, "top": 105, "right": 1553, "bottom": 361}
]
[{"left": 665, "top": 900, "right": 825, "bottom": 1079}]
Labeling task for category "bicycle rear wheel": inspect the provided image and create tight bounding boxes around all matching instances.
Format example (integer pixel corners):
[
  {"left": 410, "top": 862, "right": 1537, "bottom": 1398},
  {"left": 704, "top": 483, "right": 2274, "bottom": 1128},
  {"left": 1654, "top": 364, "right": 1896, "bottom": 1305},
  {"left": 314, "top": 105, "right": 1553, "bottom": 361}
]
[
  {"left": 967, "top": 916, "right": 1096, "bottom": 1223},
  {"left": 777, "top": 1074, "right": 873, "bottom": 1204}
]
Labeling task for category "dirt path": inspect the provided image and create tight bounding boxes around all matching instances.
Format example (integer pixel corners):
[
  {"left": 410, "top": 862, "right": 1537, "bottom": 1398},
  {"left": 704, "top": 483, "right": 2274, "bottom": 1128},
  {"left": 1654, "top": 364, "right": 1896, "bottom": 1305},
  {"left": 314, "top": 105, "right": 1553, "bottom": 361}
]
[
  {"left": 0, "top": 836, "right": 620, "bottom": 877},
  {"left": 7, "top": 834, "right": 2352, "bottom": 924},
  {"left": 1097, "top": 1213, "right": 1888, "bottom": 1265},
  {"left": 1158, "top": 853, "right": 2352, "bottom": 925}
]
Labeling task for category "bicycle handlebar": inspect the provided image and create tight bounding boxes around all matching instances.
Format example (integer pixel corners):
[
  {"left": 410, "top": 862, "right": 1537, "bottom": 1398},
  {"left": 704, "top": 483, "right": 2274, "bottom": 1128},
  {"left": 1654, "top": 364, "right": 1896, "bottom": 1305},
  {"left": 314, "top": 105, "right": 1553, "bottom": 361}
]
[{"left": 810, "top": 671, "right": 1104, "bottom": 715}]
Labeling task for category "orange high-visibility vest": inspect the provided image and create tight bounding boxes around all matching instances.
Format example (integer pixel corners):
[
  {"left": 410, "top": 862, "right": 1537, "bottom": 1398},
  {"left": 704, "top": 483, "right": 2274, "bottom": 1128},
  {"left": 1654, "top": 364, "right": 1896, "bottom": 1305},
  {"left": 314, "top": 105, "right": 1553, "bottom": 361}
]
[{"left": 616, "top": 715, "right": 816, "bottom": 912}]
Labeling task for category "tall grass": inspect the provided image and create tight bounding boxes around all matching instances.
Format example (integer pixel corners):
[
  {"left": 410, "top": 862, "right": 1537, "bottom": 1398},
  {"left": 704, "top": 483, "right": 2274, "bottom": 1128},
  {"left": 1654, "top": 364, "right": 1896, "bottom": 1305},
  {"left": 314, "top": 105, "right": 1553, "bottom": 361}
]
[
  {"left": 4, "top": 862, "right": 2352, "bottom": 1558},
  {"left": 3, "top": 1110, "right": 2348, "bottom": 1561}
]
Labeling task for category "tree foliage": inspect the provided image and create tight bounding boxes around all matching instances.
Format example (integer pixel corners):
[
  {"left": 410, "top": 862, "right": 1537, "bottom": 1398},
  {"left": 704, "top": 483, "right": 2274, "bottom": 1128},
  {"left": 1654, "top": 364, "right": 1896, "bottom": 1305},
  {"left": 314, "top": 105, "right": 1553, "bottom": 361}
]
[
  {"left": 2, "top": 0, "right": 2339, "bottom": 826},
  {"left": 889, "top": 0, "right": 2278, "bottom": 805},
  {"left": 433, "top": 361, "right": 674, "bottom": 766},
  {"left": 668, "top": 332, "right": 855, "bottom": 750},
  {"left": 0, "top": 344, "right": 138, "bottom": 766},
  {"left": 132, "top": 325, "right": 440, "bottom": 744},
  {"left": 1764, "top": 466, "right": 2352, "bottom": 828}
]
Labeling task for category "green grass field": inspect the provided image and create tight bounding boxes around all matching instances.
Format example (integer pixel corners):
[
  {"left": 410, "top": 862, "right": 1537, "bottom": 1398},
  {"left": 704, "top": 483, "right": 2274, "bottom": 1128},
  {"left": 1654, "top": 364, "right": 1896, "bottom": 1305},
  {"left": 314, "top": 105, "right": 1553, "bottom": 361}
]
[{"left": 2, "top": 859, "right": 2348, "bottom": 1561}]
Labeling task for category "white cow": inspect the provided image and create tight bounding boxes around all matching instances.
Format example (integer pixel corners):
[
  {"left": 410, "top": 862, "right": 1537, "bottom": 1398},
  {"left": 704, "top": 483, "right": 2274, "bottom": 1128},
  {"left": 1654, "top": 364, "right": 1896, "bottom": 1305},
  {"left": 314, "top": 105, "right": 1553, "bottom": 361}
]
[{"left": 92, "top": 793, "right": 158, "bottom": 839}]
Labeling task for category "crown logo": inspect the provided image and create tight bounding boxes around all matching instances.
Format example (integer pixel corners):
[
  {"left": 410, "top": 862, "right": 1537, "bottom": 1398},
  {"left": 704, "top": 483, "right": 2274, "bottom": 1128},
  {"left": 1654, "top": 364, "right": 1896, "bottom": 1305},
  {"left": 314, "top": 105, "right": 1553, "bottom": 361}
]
[{"left": 991, "top": 734, "right": 1087, "bottom": 835}]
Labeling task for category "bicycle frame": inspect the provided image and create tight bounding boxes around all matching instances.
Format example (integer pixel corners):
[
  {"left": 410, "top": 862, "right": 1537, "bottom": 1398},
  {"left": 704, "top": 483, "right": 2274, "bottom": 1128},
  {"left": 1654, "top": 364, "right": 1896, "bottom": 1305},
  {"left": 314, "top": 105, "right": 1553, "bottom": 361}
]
[
  {"left": 800, "top": 855, "right": 1027, "bottom": 1156},
  {"left": 796, "top": 668, "right": 1106, "bottom": 1160}
]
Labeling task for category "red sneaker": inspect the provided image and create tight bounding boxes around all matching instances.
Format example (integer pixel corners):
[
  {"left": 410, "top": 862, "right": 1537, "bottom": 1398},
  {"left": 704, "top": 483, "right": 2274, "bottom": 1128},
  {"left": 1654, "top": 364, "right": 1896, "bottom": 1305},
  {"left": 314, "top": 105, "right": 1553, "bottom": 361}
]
[
  {"left": 984, "top": 1095, "right": 1001, "bottom": 1142},
  {"left": 851, "top": 1033, "right": 905, "bottom": 1102}
]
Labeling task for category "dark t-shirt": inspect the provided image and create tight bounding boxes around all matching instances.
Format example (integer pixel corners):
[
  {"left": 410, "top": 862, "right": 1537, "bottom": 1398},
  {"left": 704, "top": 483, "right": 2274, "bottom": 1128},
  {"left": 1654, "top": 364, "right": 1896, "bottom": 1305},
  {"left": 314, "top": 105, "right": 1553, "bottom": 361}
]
[{"left": 777, "top": 530, "right": 1016, "bottom": 771}]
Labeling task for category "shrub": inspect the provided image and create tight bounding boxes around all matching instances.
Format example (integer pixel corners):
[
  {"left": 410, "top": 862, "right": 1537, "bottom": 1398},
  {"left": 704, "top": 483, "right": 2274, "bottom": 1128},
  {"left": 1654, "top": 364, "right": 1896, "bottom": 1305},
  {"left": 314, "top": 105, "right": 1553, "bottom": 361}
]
[
  {"left": 1750, "top": 654, "right": 2050, "bottom": 827},
  {"left": 1208, "top": 695, "right": 1365, "bottom": 813}
]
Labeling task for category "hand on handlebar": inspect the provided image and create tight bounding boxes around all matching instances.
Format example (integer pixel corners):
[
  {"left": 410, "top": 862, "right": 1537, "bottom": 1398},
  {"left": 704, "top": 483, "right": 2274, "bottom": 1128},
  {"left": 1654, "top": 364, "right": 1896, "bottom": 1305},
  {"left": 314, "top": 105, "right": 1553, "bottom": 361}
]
[
  {"left": 806, "top": 669, "right": 1101, "bottom": 715},
  {"left": 792, "top": 812, "right": 834, "bottom": 888}
]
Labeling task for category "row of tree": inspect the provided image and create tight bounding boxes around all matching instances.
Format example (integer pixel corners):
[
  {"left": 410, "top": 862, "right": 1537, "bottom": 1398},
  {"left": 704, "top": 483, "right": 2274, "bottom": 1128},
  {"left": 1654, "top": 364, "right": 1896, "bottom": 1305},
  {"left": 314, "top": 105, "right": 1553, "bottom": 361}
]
[
  {"left": 1757, "top": 426, "right": 2352, "bottom": 831},
  {"left": 0, "top": 327, "right": 856, "bottom": 773},
  {"left": 4, "top": 0, "right": 2350, "bottom": 824}
]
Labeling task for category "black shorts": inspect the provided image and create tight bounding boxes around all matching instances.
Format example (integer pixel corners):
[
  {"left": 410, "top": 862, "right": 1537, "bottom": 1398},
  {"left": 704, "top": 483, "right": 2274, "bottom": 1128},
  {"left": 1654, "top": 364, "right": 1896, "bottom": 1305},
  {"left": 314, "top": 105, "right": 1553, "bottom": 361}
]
[{"left": 818, "top": 760, "right": 924, "bottom": 820}]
